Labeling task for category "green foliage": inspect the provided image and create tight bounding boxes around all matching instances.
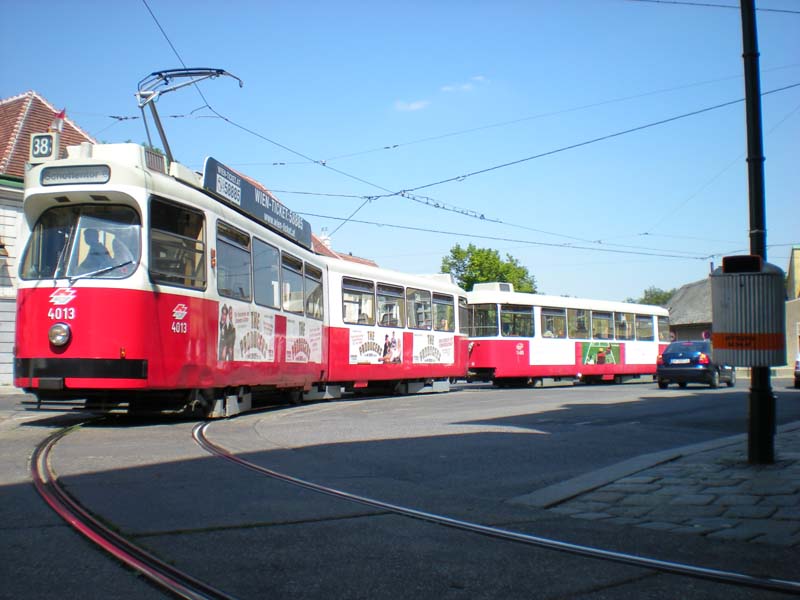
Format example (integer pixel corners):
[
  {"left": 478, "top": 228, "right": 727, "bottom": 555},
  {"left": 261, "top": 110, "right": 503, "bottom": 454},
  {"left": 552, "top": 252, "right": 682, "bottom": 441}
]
[
  {"left": 627, "top": 286, "right": 676, "bottom": 306},
  {"left": 441, "top": 243, "right": 537, "bottom": 292}
]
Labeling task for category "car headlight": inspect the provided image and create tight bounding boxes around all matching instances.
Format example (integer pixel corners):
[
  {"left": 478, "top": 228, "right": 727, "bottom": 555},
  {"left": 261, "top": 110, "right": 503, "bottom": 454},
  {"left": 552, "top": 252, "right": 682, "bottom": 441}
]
[{"left": 48, "top": 322, "right": 71, "bottom": 346}]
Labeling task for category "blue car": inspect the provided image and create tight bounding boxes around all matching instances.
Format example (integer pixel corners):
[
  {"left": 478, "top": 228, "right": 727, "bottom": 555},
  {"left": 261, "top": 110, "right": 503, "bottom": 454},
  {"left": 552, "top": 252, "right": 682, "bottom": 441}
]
[{"left": 657, "top": 340, "right": 735, "bottom": 389}]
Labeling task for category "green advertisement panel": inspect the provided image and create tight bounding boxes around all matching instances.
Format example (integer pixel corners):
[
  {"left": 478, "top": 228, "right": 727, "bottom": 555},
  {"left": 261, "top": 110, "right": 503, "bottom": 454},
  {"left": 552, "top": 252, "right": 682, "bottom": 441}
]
[{"left": 581, "top": 342, "right": 620, "bottom": 365}]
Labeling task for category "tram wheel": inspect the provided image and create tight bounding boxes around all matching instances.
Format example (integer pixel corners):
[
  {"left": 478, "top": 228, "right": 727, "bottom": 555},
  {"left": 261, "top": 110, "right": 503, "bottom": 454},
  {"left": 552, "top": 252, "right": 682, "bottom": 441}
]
[{"left": 184, "top": 389, "right": 214, "bottom": 419}]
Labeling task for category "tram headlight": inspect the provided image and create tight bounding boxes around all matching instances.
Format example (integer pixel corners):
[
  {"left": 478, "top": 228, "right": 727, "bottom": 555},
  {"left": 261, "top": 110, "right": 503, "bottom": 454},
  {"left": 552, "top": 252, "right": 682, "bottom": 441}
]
[{"left": 48, "top": 322, "right": 71, "bottom": 346}]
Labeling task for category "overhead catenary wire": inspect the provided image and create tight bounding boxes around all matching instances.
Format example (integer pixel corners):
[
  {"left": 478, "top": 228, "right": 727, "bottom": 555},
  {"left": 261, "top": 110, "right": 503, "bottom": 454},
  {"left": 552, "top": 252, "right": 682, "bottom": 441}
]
[
  {"left": 99, "top": 62, "right": 800, "bottom": 166},
  {"left": 641, "top": 98, "right": 800, "bottom": 235},
  {"left": 139, "top": 0, "right": 609, "bottom": 247},
  {"left": 237, "top": 63, "right": 800, "bottom": 167},
  {"left": 302, "top": 210, "right": 795, "bottom": 262},
  {"left": 283, "top": 83, "right": 800, "bottom": 253},
  {"left": 140, "top": 0, "right": 798, "bottom": 261},
  {"left": 262, "top": 81, "right": 800, "bottom": 246},
  {"left": 300, "top": 211, "right": 716, "bottom": 260},
  {"left": 626, "top": 0, "right": 800, "bottom": 15},
  {"left": 376, "top": 82, "right": 800, "bottom": 199}
]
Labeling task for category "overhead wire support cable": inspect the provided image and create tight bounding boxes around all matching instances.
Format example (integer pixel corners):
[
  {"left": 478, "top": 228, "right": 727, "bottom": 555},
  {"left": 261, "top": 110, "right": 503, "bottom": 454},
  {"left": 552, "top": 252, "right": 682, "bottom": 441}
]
[
  {"left": 386, "top": 82, "right": 800, "bottom": 198},
  {"left": 243, "top": 63, "right": 798, "bottom": 168},
  {"left": 301, "top": 212, "right": 711, "bottom": 260},
  {"left": 139, "top": 0, "right": 405, "bottom": 235},
  {"left": 140, "top": 0, "right": 799, "bottom": 248},
  {"left": 626, "top": 0, "right": 800, "bottom": 15}
]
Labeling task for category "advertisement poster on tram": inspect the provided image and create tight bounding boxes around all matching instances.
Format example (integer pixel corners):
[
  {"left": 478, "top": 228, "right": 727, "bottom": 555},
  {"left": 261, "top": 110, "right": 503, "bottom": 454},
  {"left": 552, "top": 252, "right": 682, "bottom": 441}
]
[
  {"left": 349, "top": 329, "right": 402, "bottom": 364},
  {"left": 580, "top": 342, "right": 621, "bottom": 365},
  {"left": 285, "top": 317, "right": 322, "bottom": 364},
  {"left": 218, "top": 304, "right": 275, "bottom": 362},
  {"left": 412, "top": 332, "right": 454, "bottom": 364}
]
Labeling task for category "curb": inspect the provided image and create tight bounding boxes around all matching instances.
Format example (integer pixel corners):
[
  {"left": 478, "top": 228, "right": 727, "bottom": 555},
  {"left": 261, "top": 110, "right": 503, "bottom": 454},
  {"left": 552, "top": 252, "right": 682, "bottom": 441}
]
[{"left": 510, "top": 420, "right": 800, "bottom": 509}]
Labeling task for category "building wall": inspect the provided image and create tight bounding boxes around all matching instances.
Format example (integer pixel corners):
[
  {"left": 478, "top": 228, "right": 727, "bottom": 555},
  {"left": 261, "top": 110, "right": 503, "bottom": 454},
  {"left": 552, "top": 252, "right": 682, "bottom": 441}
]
[
  {"left": 671, "top": 324, "right": 710, "bottom": 342},
  {"left": 786, "top": 248, "right": 799, "bottom": 301},
  {"left": 787, "top": 299, "right": 800, "bottom": 365},
  {"left": 0, "top": 183, "right": 23, "bottom": 385}
]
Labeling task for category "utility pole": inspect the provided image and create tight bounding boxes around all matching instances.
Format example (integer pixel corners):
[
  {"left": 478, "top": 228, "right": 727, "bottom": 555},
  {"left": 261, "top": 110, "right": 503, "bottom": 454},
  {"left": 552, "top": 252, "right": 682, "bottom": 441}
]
[{"left": 739, "top": 0, "right": 774, "bottom": 464}]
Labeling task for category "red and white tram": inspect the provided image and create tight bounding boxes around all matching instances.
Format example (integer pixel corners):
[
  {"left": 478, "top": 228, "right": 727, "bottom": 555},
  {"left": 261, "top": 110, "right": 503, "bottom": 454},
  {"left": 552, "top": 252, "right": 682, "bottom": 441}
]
[
  {"left": 14, "top": 138, "right": 467, "bottom": 417},
  {"left": 317, "top": 262, "right": 469, "bottom": 399},
  {"left": 466, "top": 283, "right": 670, "bottom": 386}
]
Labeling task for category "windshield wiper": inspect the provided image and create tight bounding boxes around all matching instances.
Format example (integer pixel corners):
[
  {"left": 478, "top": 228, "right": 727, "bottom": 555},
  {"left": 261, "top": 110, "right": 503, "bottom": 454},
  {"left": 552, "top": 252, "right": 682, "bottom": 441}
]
[{"left": 68, "top": 260, "right": 133, "bottom": 284}]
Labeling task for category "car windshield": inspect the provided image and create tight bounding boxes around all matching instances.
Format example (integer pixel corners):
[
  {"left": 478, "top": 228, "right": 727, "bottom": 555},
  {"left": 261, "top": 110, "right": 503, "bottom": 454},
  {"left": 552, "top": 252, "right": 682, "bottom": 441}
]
[
  {"left": 20, "top": 205, "right": 141, "bottom": 281},
  {"left": 665, "top": 341, "right": 708, "bottom": 354}
]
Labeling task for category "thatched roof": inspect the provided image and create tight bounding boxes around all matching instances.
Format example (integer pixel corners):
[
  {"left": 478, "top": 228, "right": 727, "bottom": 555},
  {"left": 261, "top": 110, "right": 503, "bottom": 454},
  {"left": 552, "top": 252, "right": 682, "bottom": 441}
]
[{"left": 666, "top": 278, "right": 711, "bottom": 325}]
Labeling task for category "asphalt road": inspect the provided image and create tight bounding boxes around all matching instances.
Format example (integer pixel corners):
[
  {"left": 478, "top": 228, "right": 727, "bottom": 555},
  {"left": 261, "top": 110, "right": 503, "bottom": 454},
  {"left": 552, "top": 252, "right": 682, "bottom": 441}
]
[{"left": 2, "top": 379, "right": 799, "bottom": 599}]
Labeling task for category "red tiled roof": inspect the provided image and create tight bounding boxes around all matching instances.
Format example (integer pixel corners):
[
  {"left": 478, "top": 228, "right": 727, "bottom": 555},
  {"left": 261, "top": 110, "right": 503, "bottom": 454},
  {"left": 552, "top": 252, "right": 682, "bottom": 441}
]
[
  {"left": 0, "top": 91, "right": 95, "bottom": 178},
  {"left": 311, "top": 234, "right": 378, "bottom": 266},
  {"left": 312, "top": 235, "right": 341, "bottom": 258},
  {"left": 339, "top": 253, "right": 379, "bottom": 267}
]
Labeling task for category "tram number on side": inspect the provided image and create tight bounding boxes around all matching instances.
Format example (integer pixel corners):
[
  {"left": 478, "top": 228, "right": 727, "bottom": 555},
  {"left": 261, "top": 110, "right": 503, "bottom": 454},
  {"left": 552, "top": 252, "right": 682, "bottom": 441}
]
[
  {"left": 48, "top": 307, "right": 76, "bottom": 320},
  {"left": 171, "top": 321, "right": 188, "bottom": 334}
]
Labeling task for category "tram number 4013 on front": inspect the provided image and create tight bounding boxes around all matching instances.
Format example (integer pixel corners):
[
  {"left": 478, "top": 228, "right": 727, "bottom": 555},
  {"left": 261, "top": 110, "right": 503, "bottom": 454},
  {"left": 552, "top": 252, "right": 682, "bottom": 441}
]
[
  {"left": 171, "top": 321, "right": 188, "bottom": 334},
  {"left": 48, "top": 307, "right": 75, "bottom": 320}
]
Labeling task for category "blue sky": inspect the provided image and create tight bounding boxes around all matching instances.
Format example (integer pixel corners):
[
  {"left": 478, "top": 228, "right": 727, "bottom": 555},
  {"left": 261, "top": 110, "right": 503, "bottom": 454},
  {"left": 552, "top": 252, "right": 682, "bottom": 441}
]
[{"left": 3, "top": 0, "right": 798, "bottom": 301}]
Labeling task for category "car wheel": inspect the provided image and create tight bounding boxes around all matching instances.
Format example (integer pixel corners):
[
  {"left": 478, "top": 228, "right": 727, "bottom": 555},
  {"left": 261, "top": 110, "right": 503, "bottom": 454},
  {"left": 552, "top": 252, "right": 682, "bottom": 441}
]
[
  {"left": 678, "top": 381, "right": 688, "bottom": 389},
  {"left": 658, "top": 380, "right": 668, "bottom": 389},
  {"left": 795, "top": 377, "right": 800, "bottom": 389},
  {"left": 727, "top": 371, "right": 736, "bottom": 387},
  {"left": 709, "top": 369, "right": 720, "bottom": 388}
]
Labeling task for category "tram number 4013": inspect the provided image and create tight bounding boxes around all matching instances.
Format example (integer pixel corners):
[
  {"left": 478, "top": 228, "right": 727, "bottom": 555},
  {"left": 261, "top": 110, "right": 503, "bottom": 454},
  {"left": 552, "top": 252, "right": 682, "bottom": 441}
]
[
  {"left": 171, "top": 321, "right": 188, "bottom": 334},
  {"left": 48, "top": 307, "right": 75, "bottom": 320}
]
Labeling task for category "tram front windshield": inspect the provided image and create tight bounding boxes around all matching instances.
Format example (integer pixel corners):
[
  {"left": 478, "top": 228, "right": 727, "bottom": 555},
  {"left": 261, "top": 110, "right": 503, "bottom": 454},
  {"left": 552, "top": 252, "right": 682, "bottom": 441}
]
[{"left": 20, "top": 205, "right": 141, "bottom": 280}]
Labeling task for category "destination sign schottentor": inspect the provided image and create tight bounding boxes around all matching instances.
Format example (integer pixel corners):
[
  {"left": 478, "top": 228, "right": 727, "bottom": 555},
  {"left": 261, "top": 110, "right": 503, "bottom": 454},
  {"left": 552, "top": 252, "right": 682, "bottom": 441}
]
[{"left": 202, "top": 157, "right": 312, "bottom": 250}]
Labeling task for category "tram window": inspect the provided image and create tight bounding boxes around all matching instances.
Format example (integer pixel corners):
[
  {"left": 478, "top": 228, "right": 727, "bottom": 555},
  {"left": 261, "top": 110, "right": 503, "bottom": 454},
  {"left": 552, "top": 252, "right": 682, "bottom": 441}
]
[
  {"left": 305, "top": 263, "right": 324, "bottom": 320},
  {"left": 20, "top": 208, "right": 72, "bottom": 279},
  {"left": 615, "top": 312, "right": 634, "bottom": 340},
  {"left": 567, "top": 308, "right": 589, "bottom": 339},
  {"left": 635, "top": 314, "right": 655, "bottom": 341},
  {"left": 657, "top": 316, "right": 670, "bottom": 342},
  {"left": 149, "top": 197, "right": 206, "bottom": 290},
  {"left": 591, "top": 311, "right": 613, "bottom": 340},
  {"left": 253, "top": 238, "right": 280, "bottom": 309},
  {"left": 21, "top": 205, "right": 142, "bottom": 281},
  {"left": 406, "top": 288, "right": 432, "bottom": 330},
  {"left": 470, "top": 304, "right": 498, "bottom": 337},
  {"left": 458, "top": 296, "right": 469, "bottom": 335},
  {"left": 282, "top": 253, "right": 304, "bottom": 314},
  {"left": 342, "top": 277, "right": 375, "bottom": 325},
  {"left": 433, "top": 293, "right": 455, "bottom": 332},
  {"left": 500, "top": 304, "right": 534, "bottom": 337},
  {"left": 377, "top": 283, "right": 404, "bottom": 328},
  {"left": 216, "top": 222, "right": 251, "bottom": 302},
  {"left": 541, "top": 307, "right": 566, "bottom": 338}
]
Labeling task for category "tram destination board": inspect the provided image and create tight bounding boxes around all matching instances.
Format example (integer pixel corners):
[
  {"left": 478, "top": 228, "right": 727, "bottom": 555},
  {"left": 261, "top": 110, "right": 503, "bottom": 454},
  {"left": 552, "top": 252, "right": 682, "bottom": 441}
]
[{"left": 202, "top": 157, "right": 312, "bottom": 250}]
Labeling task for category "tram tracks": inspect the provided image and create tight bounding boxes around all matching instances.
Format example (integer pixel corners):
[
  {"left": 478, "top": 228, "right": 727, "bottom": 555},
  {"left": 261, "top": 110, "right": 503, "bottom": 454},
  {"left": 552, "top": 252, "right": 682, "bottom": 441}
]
[
  {"left": 31, "top": 423, "right": 239, "bottom": 600},
  {"left": 192, "top": 422, "right": 800, "bottom": 597},
  {"left": 30, "top": 418, "right": 800, "bottom": 598}
]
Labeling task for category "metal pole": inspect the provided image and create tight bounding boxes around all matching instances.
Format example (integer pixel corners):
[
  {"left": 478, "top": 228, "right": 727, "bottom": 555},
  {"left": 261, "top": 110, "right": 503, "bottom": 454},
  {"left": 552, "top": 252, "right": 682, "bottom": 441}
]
[
  {"left": 147, "top": 103, "right": 174, "bottom": 165},
  {"left": 740, "top": 0, "right": 774, "bottom": 464}
]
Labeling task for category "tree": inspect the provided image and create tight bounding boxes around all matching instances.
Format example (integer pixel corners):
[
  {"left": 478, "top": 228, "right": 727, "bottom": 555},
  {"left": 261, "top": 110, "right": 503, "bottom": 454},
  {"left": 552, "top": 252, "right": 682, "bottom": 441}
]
[
  {"left": 441, "top": 243, "right": 537, "bottom": 292},
  {"left": 627, "top": 286, "right": 676, "bottom": 307}
]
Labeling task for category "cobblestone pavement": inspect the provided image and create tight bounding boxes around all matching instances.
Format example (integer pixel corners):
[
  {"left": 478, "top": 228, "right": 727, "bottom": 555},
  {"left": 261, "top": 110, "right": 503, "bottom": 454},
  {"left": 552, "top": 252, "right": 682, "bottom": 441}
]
[{"left": 544, "top": 423, "right": 800, "bottom": 548}]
